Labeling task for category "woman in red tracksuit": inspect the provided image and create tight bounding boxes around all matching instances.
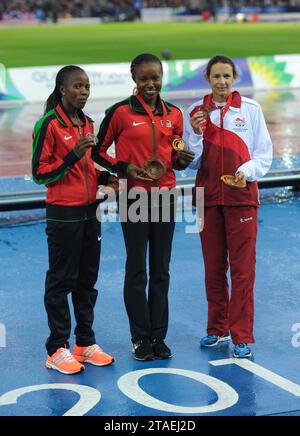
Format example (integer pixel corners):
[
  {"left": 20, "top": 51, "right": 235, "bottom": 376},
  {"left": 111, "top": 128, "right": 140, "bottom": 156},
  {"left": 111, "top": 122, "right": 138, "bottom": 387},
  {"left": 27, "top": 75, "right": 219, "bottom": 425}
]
[
  {"left": 92, "top": 53, "right": 194, "bottom": 361},
  {"left": 184, "top": 55, "right": 273, "bottom": 358},
  {"left": 32, "top": 65, "right": 117, "bottom": 374}
]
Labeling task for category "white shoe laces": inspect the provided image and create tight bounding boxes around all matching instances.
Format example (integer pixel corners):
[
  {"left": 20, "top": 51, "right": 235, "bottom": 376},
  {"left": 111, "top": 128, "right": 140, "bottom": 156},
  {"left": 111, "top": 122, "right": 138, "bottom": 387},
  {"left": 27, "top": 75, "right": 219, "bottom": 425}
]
[
  {"left": 53, "top": 348, "right": 77, "bottom": 364},
  {"left": 82, "top": 344, "right": 104, "bottom": 357}
]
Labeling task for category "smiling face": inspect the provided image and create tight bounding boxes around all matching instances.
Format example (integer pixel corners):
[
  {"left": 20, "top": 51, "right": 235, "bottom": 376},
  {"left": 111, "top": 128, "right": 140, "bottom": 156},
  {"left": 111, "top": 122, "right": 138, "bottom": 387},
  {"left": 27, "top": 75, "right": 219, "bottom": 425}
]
[
  {"left": 60, "top": 69, "right": 90, "bottom": 113},
  {"left": 207, "top": 62, "right": 235, "bottom": 102},
  {"left": 133, "top": 61, "right": 163, "bottom": 109}
]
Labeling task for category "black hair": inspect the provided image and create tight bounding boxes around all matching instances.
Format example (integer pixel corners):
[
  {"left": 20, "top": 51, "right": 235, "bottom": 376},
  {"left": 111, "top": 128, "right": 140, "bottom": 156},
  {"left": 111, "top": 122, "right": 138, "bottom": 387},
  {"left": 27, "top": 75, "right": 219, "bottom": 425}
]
[
  {"left": 44, "top": 65, "right": 85, "bottom": 115},
  {"left": 205, "top": 55, "right": 238, "bottom": 79},
  {"left": 130, "top": 53, "right": 163, "bottom": 79}
]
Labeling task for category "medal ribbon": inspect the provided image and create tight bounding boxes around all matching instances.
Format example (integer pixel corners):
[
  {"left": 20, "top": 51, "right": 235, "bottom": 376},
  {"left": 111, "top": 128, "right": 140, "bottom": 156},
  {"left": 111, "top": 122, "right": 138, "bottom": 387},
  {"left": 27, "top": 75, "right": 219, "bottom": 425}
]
[
  {"left": 206, "top": 92, "right": 233, "bottom": 128},
  {"left": 135, "top": 94, "right": 172, "bottom": 138}
]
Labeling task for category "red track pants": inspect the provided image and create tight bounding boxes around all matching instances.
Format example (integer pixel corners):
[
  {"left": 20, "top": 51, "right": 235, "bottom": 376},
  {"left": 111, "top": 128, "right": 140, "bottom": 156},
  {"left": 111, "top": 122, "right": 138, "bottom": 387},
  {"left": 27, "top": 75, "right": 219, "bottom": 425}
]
[{"left": 200, "top": 205, "right": 258, "bottom": 344}]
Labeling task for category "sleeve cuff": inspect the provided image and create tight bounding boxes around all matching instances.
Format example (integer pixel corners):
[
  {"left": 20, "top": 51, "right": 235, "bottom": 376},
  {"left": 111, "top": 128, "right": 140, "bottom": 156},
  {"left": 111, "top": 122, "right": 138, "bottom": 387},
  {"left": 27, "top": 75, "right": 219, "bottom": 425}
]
[
  {"left": 114, "top": 161, "right": 130, "bottom": 173},
  {"left": 98, "top": 171, "right": 111, "bottom": 186},
  {"left": 63, "top": 149, "right": 81, "bottom": 167},
  {"left": 174, "top": 159, "right": 189, "bottom": 170},
  {"left": 237, "top": 164, "right": 252, "bottom": 181},
  {"left": 190, "top": 131, "right": 203, "bottom": 140}
]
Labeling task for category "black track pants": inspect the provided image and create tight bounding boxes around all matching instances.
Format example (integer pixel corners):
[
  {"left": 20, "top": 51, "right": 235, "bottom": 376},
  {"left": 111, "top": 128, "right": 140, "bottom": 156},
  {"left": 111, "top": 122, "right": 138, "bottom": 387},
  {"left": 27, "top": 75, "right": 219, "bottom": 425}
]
[
  {"left": 121, "top": 206, "right": 175, "bottom": 341},
  {"left": 44, "top": 218, "right": 100, "bottom": 356}
]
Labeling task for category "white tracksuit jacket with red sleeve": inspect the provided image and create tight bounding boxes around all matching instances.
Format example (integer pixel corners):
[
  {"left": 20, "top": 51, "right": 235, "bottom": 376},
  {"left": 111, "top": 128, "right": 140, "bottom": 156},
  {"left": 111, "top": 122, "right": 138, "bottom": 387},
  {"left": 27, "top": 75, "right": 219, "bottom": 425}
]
[{"left": 184, "top": 91, "right": 273, "bottom": 206}]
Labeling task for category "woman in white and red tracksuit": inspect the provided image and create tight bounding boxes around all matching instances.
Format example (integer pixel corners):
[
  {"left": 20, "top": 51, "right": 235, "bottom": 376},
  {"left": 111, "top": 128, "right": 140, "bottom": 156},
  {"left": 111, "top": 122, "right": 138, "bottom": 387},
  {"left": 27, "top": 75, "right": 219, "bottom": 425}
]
[
  {"left": 92, "top": 53, "right": 194, "bottom": 361},
  {"left": 184, "top": 55, "right": 273, "bottom": 358},
  {"left": 32, "top": 65, "right": 116, "bottom": 374}
]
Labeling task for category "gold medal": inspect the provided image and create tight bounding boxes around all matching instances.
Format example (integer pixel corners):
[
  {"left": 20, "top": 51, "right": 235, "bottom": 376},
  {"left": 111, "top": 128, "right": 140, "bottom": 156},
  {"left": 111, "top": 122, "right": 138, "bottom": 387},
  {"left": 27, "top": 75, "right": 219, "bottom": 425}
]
[
  {"left": 172, "top": 137, "right": 185, "bottom": 152},
  {"left": 170, "top": 135, "right": 186, "bottom": 152}
]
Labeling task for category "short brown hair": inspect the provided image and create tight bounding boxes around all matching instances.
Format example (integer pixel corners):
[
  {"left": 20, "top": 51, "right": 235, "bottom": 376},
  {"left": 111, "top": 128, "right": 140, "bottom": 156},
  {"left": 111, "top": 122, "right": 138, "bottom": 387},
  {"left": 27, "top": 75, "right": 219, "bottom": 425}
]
[{"left": 205, "top": 55, "right": 238, "bottom": 79}]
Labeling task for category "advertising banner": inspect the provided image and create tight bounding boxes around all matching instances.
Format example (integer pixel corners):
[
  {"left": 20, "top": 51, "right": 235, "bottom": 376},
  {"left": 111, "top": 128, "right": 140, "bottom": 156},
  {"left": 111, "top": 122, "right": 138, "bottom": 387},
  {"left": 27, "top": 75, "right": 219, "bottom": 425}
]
[
  {"left": 248, "top": 54, "right": 298, "bottom": 89},
  {"left": 0, "top": 54, "right": 299, "bottom": 103},
  {"left": 162, "top": 57, "right": 253, "bottom": 93},
  {"left": 5, "top": 63, "right": 134, "bottom": 102},
  {"left": 0, "top": 64, "right": 7, "bottom": 99}
]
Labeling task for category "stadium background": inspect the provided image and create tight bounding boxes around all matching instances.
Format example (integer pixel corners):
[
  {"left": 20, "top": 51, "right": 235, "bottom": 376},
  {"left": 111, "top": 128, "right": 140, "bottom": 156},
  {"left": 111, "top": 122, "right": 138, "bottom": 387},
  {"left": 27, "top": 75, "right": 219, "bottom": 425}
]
[{"left": 1, "top": 1, "right": 300, "bottom": 418}]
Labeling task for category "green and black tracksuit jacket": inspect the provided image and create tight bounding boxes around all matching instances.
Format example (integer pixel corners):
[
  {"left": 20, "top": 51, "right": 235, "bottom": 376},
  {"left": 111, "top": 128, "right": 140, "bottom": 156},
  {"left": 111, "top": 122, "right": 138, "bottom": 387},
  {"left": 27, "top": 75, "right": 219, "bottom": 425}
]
[{"left": 32, "top": 103, "right": 110, "bottom": 221}]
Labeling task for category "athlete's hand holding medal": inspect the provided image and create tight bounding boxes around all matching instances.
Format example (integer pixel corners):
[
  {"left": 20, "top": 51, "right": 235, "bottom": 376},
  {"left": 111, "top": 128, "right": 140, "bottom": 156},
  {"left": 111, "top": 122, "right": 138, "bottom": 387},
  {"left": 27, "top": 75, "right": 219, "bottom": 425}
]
[
  {"left": 171, "top": 135, "right": 195, "bottom": 168},
  {"left": 74, "top": 133, "right": 98, "bottom": 157},
  {"left": 130, "top": 94, "right": 195, "bottom": 180},
  {"left": 127, "top": 163, "right": 154, "bottom": 182},
  {"left": 85, "top": 133, "right": 98, "bottom": 146},
  {"left": 189, "top": 102, "right": 247, "bottom": 189},
  {"left": 220, "top": 171, "right": 247, "bottom": 189},
  {"left": 190, "top": 104, "right": 209, "bottom": 135}
]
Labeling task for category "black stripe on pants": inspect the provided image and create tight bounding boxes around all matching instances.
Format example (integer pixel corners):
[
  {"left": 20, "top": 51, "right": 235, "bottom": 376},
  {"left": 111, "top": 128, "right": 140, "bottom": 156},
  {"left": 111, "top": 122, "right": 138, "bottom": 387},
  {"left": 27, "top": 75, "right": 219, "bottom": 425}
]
[
  {"left": 121, "top": 206, "right": 175, "bottom": 341},
  {"left": 44, "top": 218, "right": 100, "bottom": 356}
]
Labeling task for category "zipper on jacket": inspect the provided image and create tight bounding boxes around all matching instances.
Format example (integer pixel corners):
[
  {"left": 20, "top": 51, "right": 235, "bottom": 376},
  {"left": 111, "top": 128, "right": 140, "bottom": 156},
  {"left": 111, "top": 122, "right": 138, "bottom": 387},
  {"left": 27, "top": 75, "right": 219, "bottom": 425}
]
[
  {"left": 220, "top": 110, "right": 225, "bottom": 205},
  {"left": 151, "top": 120, "right": 158, "bottom": 189},
  {"left": 83, "top": 154, "right": 90, "bottom": 208},
  {"left": 76, "top": 116, "right": 91, "bottom": 213}
]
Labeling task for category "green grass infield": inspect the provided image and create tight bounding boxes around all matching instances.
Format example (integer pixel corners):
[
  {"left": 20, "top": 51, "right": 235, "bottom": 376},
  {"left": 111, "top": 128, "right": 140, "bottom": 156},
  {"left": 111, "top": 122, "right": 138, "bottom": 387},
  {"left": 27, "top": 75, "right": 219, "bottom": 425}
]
[{"left": 0, "top": 22, "right": 299, "bottom": 68}]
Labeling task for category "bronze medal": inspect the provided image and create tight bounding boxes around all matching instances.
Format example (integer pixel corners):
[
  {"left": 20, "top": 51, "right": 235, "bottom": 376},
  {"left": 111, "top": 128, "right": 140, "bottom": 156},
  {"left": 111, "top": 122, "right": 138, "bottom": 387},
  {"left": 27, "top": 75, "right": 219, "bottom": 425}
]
[
  {"left": 220, "top": 175, "right": 246, "bottom": 189},
  {"left": 143, "top": 158, "right": 167, "bottom": 180}
]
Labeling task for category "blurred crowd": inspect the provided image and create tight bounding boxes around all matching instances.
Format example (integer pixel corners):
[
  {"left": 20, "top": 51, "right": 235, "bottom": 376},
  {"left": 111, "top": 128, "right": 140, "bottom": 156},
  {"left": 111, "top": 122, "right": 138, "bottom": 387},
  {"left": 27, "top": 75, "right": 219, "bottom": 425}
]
[
  {"left": 0, "top": 1, "right": 138, "bottom": 22},
  {"left": 0, "top": 0, "right": 297, "bottom": 22}
]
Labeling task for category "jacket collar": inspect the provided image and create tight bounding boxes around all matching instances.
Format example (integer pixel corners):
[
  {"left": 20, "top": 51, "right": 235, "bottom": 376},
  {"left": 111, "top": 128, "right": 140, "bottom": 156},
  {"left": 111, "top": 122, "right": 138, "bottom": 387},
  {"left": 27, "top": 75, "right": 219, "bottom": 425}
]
[
  {"left": 129, "top": 94, "right": 172, "bottom": 115},
  {"left": 203, "top": 90, "right": 242, "bottom": 111},
  {"left": 54, "top": 103, "right": 87, "bottom": 127}
]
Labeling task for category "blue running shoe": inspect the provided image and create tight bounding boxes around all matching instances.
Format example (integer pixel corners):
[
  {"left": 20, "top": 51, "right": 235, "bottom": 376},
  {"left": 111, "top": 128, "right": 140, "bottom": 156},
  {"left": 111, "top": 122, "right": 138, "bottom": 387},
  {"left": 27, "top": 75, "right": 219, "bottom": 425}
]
[
  {"left": 200, "top": 333, "right": 230, "bottom": 347},
  {"left": 233, "top": 343, "right": 252, "bottom": 358}
]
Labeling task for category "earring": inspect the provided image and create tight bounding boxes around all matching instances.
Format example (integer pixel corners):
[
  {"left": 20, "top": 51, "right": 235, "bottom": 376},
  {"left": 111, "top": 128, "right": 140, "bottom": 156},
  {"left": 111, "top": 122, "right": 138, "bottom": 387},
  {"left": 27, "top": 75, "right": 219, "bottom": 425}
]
[{"left": 133, "top": 87, "right": 138, "bottom": 96}]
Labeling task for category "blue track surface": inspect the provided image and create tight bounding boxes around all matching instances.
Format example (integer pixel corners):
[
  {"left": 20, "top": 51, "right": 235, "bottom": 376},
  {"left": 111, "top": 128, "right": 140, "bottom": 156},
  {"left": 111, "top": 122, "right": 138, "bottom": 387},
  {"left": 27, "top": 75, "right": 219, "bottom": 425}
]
[{"left": 1, "top": 195, "right": 300, "bottom": 416}]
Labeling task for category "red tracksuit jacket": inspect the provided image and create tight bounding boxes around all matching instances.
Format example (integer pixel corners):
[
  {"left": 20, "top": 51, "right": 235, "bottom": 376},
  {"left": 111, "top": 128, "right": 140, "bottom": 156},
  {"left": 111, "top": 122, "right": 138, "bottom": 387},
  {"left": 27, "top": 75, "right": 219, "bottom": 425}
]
[
  {"left": 92, "top": 95, "right": 183, "bottom": 191},
  {"left": 186, "top": 91, "right": 273, "bottom": 206}
]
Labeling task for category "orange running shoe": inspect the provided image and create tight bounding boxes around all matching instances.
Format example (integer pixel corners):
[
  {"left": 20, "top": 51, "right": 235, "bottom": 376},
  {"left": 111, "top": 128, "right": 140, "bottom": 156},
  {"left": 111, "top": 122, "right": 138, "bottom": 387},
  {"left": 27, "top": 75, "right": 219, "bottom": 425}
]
[
  {"left": 73, "top": 344, "right": 115, "bottom": 367},
  {"left": 46, "top": 347, "right": 85, "bottom": 375}
]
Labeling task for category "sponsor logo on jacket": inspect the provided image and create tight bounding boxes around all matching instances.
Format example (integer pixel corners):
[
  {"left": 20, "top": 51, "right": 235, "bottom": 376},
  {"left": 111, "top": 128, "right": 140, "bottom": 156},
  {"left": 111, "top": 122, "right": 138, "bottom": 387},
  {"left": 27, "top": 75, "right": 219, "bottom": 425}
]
[
  {"left": 160, "top": 120, "right": 172, "bottom": 128},
  {"left": 233, "top": 116, "right": 248, "bottom": 132}
]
